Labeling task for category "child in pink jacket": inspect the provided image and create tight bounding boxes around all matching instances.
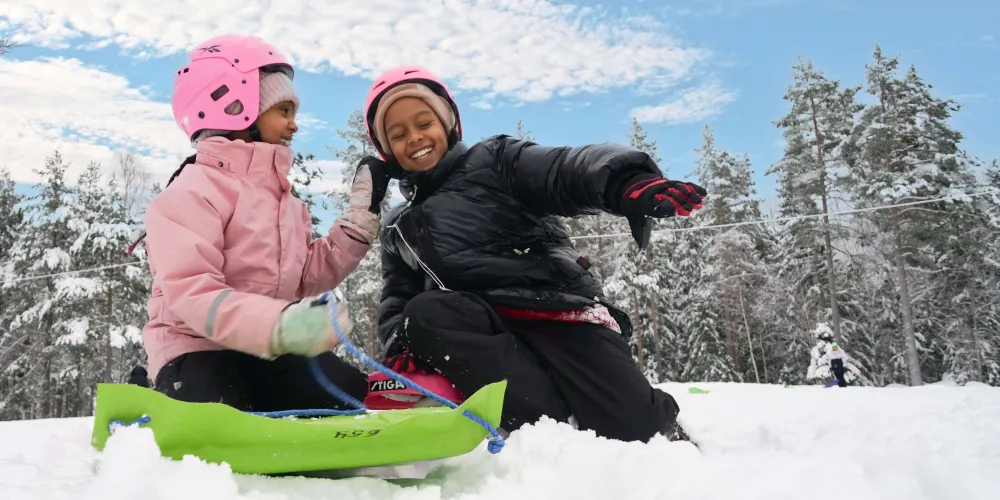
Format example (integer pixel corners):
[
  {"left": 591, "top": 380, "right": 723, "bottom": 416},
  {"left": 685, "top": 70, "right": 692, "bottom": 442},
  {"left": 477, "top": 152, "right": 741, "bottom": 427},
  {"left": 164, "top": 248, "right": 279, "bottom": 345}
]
[{"left": 138, "top": 34, "right": 389, "bottom": 413}]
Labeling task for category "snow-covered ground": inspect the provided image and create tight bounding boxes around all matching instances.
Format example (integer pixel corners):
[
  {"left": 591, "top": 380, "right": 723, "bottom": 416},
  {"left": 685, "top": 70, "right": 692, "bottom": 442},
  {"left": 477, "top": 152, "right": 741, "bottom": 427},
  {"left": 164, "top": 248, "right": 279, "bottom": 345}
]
[{"left": 3, "top": 381, "right": 999, "bottom": 500}]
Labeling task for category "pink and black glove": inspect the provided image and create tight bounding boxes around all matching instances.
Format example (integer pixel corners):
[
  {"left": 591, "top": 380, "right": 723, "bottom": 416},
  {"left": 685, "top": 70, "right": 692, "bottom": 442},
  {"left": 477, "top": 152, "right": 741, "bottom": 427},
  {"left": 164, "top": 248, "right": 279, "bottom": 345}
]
[{"left": 612, "top": 172, "right": 707, "bottom": 249}]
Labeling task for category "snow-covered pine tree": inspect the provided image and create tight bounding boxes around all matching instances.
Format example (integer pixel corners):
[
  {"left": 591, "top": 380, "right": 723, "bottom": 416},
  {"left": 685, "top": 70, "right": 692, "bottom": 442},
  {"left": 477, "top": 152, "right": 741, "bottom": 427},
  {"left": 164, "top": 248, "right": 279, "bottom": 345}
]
[
  {"left": 692, "top": 125, "right": 767, "bottom": 381},
  {"left": 843, "top": 46, "right": 981, "bottom": 386},
  {"left": 62, "top": 163, "right": 148, "bottom": 407},
  {"left": 806, "top": 323, "right": 868, "bottom": 385},
  {"left": 1, "top": 152, "right": 79, "bottom": 419},
  {"left": 770, "top": 57, "right": 863, "bottom": 347},
  {"left": 673, "top": 234, "right": 739, "bottom": 383},
  {"left": 0, "top": 167, "right": 27, "bottom": 415}
]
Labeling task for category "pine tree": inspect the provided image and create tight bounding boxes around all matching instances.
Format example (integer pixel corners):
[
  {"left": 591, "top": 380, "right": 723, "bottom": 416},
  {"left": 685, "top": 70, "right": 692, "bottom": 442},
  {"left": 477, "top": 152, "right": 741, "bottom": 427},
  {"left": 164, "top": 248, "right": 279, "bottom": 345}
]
[
  {"left": 843, "top": 46, "right": 980, "bottom": 386},
  {"left": 515, "top": 119, "right": 535, "bottom": 142},
  {"left": 1, "top": 152, "right": 78, "bottom": 418},
  {"left": 0, "top": 167, "right": 28, "bottom": 412},
  {"left": 629, "top": 117, "right": 662, "bottom": 164},
  {"left": 66, "top": 163, "right": 148, "bottom": 392},
  {"left": 290, "top": 152, "right": 325, "bottom": 240},
  {"left": 806, "top": 324, "right": 868, "bottom": 385},
  {"left": 692, "top": 125, "right": 767, "bottom": 381},
  {"left": 771, "top": 57, "right": 863, "bottom": 346}
]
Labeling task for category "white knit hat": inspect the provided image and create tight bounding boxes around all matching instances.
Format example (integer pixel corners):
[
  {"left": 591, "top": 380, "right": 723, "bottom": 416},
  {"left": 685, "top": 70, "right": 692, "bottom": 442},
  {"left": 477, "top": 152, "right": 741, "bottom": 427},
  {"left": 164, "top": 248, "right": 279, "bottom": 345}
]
[{"left": 194, "top": 71, "right": 300, "bottom": 143}]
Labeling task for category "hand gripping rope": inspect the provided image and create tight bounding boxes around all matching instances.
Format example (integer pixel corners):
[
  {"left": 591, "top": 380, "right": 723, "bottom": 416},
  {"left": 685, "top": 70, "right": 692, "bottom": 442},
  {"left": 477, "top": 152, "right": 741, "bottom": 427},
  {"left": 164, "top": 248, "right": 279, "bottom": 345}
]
[{"left": 108, "top": 290, "right": 507, "bottom": 454}]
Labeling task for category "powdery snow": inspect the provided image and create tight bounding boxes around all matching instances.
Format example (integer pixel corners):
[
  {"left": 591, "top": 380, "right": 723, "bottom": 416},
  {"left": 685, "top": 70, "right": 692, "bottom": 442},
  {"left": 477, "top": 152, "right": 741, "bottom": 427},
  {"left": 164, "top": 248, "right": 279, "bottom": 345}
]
[{"left": 2, "top": 381, "right": 999, "bottom": 500}]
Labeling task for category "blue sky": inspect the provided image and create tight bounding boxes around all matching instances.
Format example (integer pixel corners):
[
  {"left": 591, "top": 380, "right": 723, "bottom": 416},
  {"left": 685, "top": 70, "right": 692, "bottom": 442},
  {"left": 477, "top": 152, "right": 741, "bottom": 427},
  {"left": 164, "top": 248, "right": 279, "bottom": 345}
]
[{"left": 1, "top": 0, "right": 997, "bottom": 218}]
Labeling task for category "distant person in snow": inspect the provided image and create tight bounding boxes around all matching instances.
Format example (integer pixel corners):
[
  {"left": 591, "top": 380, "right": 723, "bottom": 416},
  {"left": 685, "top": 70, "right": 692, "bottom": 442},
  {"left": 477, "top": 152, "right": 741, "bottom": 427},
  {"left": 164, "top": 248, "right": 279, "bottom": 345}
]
[
  {"left": 359, "top": 65, "right": 707, "bottom": 443},
  {"left": 829, "top": 343, "right": 848, "bottom": 388},
  {"left": 130, "top": 34, "right": 390, "bottom": 412}
]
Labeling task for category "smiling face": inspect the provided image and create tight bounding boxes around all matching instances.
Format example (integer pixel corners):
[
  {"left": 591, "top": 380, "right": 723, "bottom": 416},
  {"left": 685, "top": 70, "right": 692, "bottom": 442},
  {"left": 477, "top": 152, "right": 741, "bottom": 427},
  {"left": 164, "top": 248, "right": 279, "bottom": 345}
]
[
  {"left": 229, "top": 100, "right": 298, "bottom": 146},
  {"left": 383, "top": 96, "right": 449, "bottom": 173},
  {"left": 255, "top": 100, "right": 298, "bottom": 147}
]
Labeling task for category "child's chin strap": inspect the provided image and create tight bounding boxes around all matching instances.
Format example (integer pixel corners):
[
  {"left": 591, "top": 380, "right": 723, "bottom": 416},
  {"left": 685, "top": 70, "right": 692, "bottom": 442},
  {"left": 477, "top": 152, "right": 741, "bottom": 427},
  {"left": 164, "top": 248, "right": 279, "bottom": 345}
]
[{"left": 247, "top": 123, "right": 263, "bottom": 142}]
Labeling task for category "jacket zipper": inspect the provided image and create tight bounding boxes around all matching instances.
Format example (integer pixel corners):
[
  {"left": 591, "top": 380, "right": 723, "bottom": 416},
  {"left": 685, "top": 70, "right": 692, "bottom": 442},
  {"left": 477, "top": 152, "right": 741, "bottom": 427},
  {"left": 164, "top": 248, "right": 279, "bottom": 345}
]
[{"left": 388, "top": 222, "right": 450, "bottom": 291}]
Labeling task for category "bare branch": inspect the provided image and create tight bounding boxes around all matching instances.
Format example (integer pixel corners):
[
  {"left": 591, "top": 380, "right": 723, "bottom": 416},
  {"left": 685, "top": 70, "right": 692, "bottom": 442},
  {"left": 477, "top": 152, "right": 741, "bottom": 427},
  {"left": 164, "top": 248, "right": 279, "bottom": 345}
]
[{"left": 0, "top": 36, "right": 23, "bottom": 57}]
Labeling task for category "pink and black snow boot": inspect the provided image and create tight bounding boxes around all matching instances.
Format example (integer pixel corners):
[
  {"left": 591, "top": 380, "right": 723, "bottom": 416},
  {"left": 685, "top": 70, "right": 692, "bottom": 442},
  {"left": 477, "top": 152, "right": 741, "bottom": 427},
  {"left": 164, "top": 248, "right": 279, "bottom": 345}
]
[{"left": 364, "top": 371, "right": 466, "bottom": 410}]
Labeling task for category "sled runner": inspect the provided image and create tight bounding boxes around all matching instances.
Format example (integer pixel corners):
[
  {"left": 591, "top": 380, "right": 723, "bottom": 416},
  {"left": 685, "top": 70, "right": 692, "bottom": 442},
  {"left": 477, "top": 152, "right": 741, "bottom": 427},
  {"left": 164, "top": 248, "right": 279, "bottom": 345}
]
[{"left": 90, "top": 290, "right": 507, "bottom": 476}]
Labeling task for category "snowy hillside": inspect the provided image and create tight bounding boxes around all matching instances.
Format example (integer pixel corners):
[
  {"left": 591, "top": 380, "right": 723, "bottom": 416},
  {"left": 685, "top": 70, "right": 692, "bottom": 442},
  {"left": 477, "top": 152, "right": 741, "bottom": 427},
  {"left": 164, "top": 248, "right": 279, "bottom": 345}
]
[{"left": 3, "top": 381, "right": 998, "bottom": 500}]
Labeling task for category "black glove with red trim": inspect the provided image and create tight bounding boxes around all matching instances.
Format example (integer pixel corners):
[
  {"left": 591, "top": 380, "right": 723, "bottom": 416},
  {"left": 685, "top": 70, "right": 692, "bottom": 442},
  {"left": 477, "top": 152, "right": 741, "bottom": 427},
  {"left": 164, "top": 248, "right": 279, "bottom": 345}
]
[
  {"left": 385, "top": 349, "right": 433, "bottom": 374},
  {"left": 612, "top": 172, "right": 707, "bottom": 249}
]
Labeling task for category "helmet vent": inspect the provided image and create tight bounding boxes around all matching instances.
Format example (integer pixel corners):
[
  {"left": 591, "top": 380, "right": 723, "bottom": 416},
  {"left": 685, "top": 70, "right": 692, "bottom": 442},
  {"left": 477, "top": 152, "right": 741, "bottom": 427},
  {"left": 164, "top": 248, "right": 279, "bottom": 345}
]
[
  {"left": 223, "top": 100, "right": 244, "bottom": 116},
  {"left": 210, "top": 85, "right": 230, "bottom": 101}
]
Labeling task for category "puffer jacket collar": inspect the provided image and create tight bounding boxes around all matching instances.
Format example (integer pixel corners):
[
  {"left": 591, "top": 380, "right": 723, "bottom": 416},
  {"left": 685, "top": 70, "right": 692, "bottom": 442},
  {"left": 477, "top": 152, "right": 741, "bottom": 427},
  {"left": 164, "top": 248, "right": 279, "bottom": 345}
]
[{"left": 194, "top": 137, "right": 293, "bottom": 194}]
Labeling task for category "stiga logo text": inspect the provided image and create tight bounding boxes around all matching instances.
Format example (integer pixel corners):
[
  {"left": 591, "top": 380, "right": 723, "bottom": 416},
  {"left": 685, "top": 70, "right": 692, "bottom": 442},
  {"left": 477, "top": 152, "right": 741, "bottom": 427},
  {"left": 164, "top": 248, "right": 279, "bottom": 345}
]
[{"left": 369, "top": 379, "right": 407, "bottom": 392}]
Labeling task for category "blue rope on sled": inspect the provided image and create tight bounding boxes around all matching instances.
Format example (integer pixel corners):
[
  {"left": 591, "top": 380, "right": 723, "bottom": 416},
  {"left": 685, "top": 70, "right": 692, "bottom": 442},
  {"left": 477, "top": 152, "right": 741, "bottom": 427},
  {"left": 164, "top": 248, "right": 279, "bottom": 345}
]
[{"left": 109, "top": 290, "right": 506, "bottom": 454}]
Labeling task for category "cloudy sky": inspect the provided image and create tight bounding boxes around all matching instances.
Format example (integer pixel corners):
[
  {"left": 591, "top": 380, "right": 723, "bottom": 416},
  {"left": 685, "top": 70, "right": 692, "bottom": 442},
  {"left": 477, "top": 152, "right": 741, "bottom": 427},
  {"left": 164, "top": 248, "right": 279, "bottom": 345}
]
[{"left": 1, "top": 0, "right": 997, "bottom": 213}]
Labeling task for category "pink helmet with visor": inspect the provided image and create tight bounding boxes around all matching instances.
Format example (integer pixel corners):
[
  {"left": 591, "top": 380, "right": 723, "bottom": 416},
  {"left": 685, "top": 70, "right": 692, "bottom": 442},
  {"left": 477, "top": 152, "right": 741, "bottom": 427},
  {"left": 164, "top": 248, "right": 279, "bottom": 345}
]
[
  {"left": 172, "top": 34, "right": 294, "bottom": 141},
  {"left": 363, "top": 65, "right": 462, "bottom": 161}
]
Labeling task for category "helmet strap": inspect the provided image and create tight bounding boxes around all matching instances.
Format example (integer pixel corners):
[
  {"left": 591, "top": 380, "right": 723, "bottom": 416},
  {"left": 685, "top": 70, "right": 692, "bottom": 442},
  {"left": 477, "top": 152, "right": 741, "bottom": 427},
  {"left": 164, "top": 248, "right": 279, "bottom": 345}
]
[{"left": 247, "top": 122, "right": 263, "bottom": 142}]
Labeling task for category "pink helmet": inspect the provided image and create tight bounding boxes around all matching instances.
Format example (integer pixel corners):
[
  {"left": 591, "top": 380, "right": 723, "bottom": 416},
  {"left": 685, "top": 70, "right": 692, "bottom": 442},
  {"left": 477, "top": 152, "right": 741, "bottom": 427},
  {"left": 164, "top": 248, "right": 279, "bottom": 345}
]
[
  {"left": 364, "top": 65, "right": 462, "bottom": 161},
  {"left": 172, "top": 34, "right": 294, "bottom": 141}
]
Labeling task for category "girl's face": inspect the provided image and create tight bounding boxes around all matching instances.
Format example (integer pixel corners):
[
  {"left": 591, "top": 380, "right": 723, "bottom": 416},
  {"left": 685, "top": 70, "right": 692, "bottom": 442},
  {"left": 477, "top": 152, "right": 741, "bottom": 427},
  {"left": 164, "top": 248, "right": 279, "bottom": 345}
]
[
  {"left": 384, "top": 97, "right": 449, "bottom": 173},
  {"left": 232, "top": 100, "right": 298, "bottom": 147}
]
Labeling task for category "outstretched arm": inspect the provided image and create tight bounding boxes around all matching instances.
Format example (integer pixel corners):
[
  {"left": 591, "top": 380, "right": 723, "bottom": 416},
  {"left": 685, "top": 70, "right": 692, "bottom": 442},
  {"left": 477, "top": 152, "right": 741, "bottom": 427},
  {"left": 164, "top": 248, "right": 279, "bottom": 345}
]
[
  {"left": 489, "top": 134, "right": 660, "bottom": 217},
  {"left": 489, "top": 135, "right": 705, "bottom": 248}
]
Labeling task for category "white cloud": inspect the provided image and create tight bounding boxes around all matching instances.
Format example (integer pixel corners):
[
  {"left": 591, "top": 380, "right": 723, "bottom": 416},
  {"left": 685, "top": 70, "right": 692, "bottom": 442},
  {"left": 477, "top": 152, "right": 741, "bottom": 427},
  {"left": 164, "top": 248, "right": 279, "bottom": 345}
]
[
  {"left": 629, "top": 83, "right": 737, "bottom": 124},
  {"left": 0, "top": 0, "right": 711, "bottom": 105},
  {"left": 308, "top": 160, "right": 349, "bottom": 194},
  {"left": 0, "top": 56, "right": 192, "bottom": 185},
  {"left": 295, "top": 112, "right": 329, "bottom": 132}
]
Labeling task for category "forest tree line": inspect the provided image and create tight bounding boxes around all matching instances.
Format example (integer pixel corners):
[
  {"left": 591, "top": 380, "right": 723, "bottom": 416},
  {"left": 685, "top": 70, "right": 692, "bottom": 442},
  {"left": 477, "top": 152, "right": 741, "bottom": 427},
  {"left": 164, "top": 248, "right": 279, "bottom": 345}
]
[{"left": 2, "top": 46, "right": 998, "bottom": 421}]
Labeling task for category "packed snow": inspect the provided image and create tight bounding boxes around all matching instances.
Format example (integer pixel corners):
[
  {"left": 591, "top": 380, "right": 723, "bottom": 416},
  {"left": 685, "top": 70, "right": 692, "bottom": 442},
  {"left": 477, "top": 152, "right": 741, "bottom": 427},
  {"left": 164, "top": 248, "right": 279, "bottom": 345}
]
[{"left": 2, "top": 381, "right": 998, "bottom": 500}]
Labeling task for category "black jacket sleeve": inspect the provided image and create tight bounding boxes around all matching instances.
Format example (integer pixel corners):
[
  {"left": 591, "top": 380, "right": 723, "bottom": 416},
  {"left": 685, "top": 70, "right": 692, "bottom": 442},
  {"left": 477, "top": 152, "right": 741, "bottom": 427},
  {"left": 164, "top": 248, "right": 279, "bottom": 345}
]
[
  {"left": 487, "top": 134, "right": 663, "bottom": 217},
  {"left": 375, "top": 213, "right": 424, "bottom": 357}
]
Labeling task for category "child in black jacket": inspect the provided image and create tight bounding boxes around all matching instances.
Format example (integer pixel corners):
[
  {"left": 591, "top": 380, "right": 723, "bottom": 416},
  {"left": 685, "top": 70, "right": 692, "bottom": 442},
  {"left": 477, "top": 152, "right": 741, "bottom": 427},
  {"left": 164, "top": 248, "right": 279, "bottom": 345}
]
[{"left": 361, "top": 65, "right": 706, "bottom": 443}]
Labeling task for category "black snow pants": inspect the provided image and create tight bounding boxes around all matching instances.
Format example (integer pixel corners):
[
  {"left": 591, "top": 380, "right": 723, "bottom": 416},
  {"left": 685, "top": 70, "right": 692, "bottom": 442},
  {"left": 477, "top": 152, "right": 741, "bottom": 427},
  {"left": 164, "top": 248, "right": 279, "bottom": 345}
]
[
  {"left": 152, "top": 350, "right": 368, "bottom": 413},
  {"left": 831, "top": 358, "right": 848, "bottom": 388},
  {"left": 396, "top": 290, "right": 682, "bottom": 443}
]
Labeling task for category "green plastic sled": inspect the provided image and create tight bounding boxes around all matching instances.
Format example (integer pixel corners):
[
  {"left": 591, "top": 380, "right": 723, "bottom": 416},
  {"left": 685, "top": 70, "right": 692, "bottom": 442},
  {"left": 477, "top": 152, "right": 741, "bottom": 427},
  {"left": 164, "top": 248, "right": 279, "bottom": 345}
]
[{"left": 90, "top": 380, "right": 506, "bottom": 475}]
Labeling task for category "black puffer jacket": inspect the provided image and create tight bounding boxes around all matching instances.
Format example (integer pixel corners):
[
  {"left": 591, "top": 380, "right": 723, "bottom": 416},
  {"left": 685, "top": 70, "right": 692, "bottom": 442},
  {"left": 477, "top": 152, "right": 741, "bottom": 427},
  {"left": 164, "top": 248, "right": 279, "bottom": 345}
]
[{"left": 376, "top": 135, "right": 661, "bottom": 355}]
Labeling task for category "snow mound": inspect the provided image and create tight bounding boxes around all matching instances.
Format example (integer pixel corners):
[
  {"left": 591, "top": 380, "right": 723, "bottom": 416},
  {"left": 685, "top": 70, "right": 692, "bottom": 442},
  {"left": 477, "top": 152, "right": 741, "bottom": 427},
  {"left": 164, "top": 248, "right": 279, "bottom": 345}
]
[{"left": 2, "top": 382, "right": 999, "bottom": 500}]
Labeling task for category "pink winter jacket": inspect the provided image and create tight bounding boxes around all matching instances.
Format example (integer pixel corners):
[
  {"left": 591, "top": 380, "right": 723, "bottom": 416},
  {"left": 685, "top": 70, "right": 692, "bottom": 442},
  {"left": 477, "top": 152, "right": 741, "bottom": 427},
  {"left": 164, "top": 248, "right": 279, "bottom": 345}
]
[{"left": 141, "top": 137, "right": 372, "bottom": 383}]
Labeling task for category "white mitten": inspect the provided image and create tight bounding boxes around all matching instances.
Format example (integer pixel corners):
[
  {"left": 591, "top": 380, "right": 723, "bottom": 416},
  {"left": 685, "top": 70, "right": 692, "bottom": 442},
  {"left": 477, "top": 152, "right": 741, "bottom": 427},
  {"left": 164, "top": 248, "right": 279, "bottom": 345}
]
[{"left": 269, "top": 293, "right": 354, "bottom": 357}]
